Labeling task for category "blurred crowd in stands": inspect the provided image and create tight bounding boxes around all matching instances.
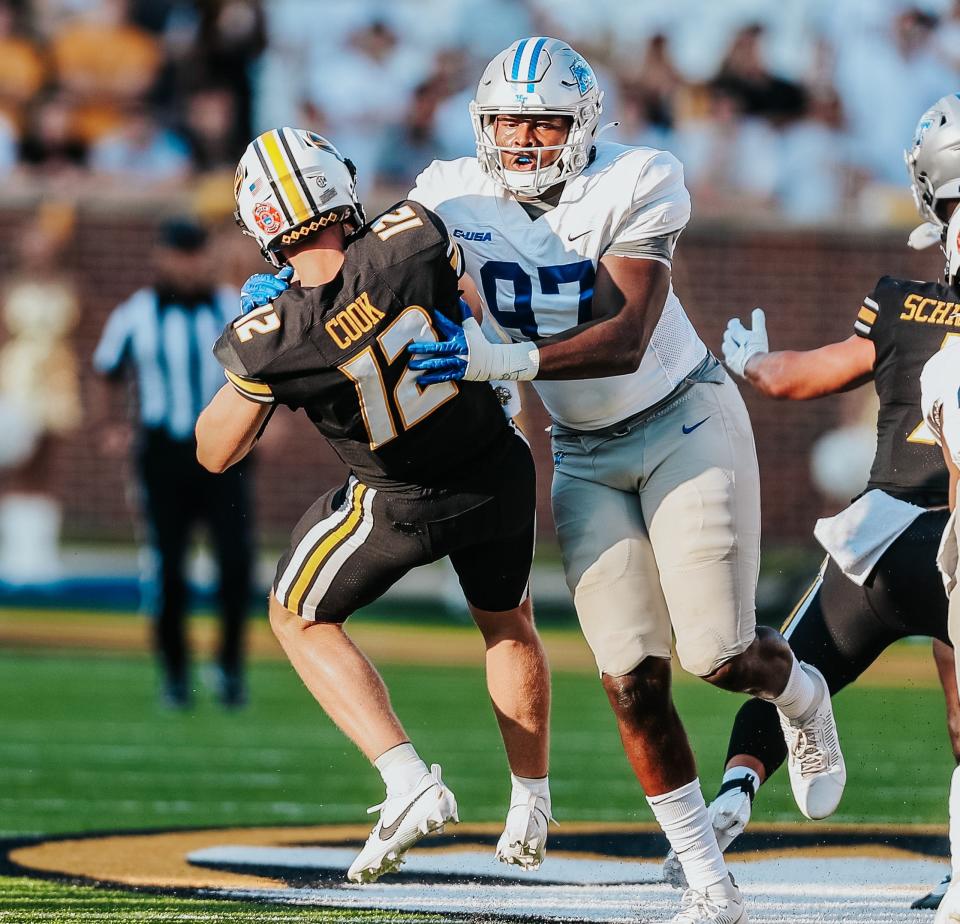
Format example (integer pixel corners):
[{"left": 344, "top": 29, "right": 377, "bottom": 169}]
[{"left": 2, "top": 0, "right": 960, "bottom": 224}]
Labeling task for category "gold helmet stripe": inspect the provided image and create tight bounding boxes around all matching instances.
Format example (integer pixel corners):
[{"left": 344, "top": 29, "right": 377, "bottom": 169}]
[
  {"left": 252, "top": 136, "right": 293, "bottom": 225},
  {"left": 262, "top": 129, "right": 310, "bottom": 225}
]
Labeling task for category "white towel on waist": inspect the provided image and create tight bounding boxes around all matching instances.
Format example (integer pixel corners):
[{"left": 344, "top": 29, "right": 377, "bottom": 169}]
[
  {"left": 937, "top": 508, "right": 959, "bottom": 597},
  {"left": 813, "top": 489, "right": 925, "bottom": 586}
]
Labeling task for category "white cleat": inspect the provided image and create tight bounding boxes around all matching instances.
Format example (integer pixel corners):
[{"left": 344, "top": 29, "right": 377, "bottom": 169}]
[
  {"left": 671, "top": 876, "right": 748, "bottom": 923},
  {"left": 935, "top": 879, "right": 960, "bottom": 923},
  {"left": 347, "top": 764, "right": 458, "bottom": 883},
  {"left": 913, "top": 872, "right": 951, "bottom": 910},
  {"left": 778, "top": 663, "right": 845, "bottom": 820},
  {"left": 663, "top": 774, "right": 756, "bottom": 889},
  {"left": 495, "top": 792, "right": 555, "bottom": 870}
]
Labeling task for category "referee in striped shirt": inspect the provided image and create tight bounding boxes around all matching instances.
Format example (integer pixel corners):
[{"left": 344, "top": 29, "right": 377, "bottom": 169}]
[{"left": 94, "top": 218, "right": 254, "bottom": 708}]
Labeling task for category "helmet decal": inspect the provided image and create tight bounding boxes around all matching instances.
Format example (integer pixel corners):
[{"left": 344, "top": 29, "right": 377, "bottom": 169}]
[
  {"left": 568, "top": 56, "right": 595, "bottom": 96},
  {"left": 253, "top": 202, "right": 283, "bottom": 234}
]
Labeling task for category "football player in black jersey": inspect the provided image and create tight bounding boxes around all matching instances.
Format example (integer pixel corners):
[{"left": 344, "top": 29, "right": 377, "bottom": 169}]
[
  {"left": 195, "top": 129, "right": 552, "bottom": 883},
  {"left": 660, "top": 95, "right": 960, "bottom": 908}
]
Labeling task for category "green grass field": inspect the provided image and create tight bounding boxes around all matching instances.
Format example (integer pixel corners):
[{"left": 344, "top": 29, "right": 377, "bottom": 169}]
[{"left": 0, "top": 615, "right": 955, "bottom": 921}]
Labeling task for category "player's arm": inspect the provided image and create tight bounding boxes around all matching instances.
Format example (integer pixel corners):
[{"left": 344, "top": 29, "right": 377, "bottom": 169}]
[
  {"left": 741, "top": 334, "right": 877, "bottom": 400},
  {"left": 531, "top": 255, "right": 668, "bottom": 379},
  {"left": 196, "top": 383, "right": 273, "bottom": 473}
]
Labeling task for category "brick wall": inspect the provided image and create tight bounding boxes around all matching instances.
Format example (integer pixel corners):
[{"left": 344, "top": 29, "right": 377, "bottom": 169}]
[{"left": 3, "top": 211, "right": 940, "bottom": 544}]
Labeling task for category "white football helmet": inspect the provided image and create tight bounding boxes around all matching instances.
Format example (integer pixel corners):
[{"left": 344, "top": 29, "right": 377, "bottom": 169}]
[
  {"left": 906, "top": 94, "right": 960, "bottom": 234},
  {"left": 234, "top": 128, "right": 364, "bottom": 267},
  {"left": 470, "top": 37, "right": 604, "bottom": 198}
]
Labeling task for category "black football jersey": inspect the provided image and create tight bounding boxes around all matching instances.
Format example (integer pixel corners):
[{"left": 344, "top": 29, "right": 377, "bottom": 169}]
[
  {"left": 853, "top": 275, "right": 960, "bottom": 506},
  {"left": 214, "top": 200, "right": 509, "bottom": 489}
]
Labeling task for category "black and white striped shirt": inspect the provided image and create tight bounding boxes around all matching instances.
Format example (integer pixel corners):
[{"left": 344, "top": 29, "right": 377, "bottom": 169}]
[{"left": 94, "top": 286, "right": 239, "bottom": 441}]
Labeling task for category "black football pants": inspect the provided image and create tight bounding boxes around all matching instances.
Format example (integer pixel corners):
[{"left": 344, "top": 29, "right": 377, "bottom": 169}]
[
  {"left": 726, "top": 508, "right": 951, "bottom": 779},
  {"left": 137, "top": 429, "right": 254, "bottom": 686}
]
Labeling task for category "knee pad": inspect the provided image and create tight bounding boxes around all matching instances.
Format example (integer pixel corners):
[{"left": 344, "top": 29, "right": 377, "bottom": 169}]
[{"left": 676, "top": 628, "right": 754, "bottom": 678}]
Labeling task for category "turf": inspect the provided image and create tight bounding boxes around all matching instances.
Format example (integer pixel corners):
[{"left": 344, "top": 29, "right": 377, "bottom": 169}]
[
  {"left": 0, "top": 876, "right": 446, "bottom": 922},
  {"left": 0, "top": 645, "right": 953, "bottom": 838}
]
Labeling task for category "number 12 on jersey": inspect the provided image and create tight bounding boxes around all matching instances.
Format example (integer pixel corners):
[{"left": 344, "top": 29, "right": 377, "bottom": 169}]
[{"left": 339, "top": 306, "right": 458, "bottom": 448}]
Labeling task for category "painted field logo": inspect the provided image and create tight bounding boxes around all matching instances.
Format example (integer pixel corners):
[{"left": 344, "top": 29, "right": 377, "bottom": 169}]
[{"left": 2, "top": 823, "right": 949, "bottom": 923}]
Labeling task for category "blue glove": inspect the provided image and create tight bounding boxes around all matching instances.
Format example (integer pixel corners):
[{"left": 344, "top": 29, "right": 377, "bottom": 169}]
[
  {"left": 407, "top": 300, "right": 470, "bottom": 385},
  {"left": 240, "top": 264, "right": 294, "bottom": 314}
]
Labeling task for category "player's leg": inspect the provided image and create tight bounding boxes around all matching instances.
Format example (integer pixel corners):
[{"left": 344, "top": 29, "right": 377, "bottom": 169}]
[
  {"left": 552, "top": 448, "right": 740, "bottom": 918},
  {"left": 648, "top": 377, "right": 844, "bottom": 821},
  {"left": 930, "top": 638, "right": 960, "bottom": 911},
  {"left": 138, "top": 437, "right": 193, "bottom": 707},
  {"left": 934, "top": 640, "right": 960, "bottom": 763},
  {"left": 937, "top": 565, "right": 960, "bottom": 922},
  {"left": 203, "top": 457, "right": 254, "bottom": 707},
  {"left": 445, "top": 429, "right": 552, "bottom": 868},
  {"left": 269, "top": 477, "right": 458, "bottom": 882}
]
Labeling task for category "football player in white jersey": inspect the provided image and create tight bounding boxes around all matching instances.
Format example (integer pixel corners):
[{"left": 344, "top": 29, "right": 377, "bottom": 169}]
[
  {"left": 920, "top": 205, "right": 960, "bottom": 924},
  {"left": 403, "top": 38, "right": 847, "bottom": 924}
]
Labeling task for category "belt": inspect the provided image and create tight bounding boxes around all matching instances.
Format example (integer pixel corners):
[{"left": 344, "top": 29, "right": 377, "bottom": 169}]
[{"left": 552, "top": 352, "right": 725, "bottom": 439}]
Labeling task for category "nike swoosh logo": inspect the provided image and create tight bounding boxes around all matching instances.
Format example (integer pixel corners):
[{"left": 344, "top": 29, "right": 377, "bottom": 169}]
[
  {"left": 567, "top": 230, "right": 591, "bottom": 241},
  {"left": 682, "top": 417, "right": 711, "bottom": 435},
  {"left": 378, "top": 785, "right": 435, "bottom": 841}
]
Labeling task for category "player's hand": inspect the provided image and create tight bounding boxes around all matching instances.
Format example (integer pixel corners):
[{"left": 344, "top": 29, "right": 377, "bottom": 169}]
[
  {"left": 722, "top": 307, "right": 768, "bottom": 377},
  {"left": 240, "top": 265, "right": 294, "bottom": 314},
  {"left": 408, "top": 300, "right": 540, "bottom": 384},
  {"left": 407, "top": 301, "right": 471, "bottom": 383}
]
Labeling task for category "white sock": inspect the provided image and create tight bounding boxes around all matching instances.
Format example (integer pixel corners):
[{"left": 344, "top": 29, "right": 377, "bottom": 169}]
[
  {"left": 949, "top": 765, "right": 960, "bottom": 880},
  {"left": 374, "top": 743, "right": 429, "bottom": 797},
  {"left": 721, "top": 765, "right": 761, "bottom": 796},
  {"left": 510, "top": 772, "right": 551, "bottom": 808},
  {"left": 768, "top": 657, "right": 818, "bottom": 720},
  {"left": 647, "top": 778, "right": 728, "bottom": 892}
]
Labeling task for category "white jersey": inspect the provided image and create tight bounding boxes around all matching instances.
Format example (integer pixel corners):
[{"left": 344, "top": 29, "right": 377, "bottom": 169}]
[
  {"left": 921, "top": 338, "right": 960, "bottom": 465},
  {"left": 410, "top": 141, "right": 707, "bottom": 430}
]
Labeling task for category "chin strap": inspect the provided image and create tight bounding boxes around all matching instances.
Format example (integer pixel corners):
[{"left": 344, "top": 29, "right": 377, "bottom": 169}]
[{"left": 595, "top": 121, "right": 620, "bottom": 139}]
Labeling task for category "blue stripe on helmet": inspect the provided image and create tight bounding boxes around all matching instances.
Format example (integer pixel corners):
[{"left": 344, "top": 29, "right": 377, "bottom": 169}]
[
  {"left": 511, "top": 39, "right": 529, "bottom": 80},
  {"left": 527, "top": 37, "right": 548, "bottom": 92}
]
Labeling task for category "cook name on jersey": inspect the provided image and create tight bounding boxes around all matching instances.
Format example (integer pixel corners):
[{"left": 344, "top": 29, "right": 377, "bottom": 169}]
[
  {"left": 853, "top": 275, "right": 958, "bottom": 505},
  {"left": 214, "top": 200, "right": 509, "bottom": 488},
  {"left": 410, "top": 140, "right": 709, "bottom": 431}
]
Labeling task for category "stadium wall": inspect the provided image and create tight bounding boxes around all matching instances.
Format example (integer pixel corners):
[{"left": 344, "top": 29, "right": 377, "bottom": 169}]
[{"left": 1, "top": 211, "right": 941, "bottom": 545}]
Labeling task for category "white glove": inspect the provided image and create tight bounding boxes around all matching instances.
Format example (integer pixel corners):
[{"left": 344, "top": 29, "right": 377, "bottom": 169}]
[
  {"left": 409, "top": 307, "right": 540, "bottom": 384},
  {"left": 722, "top": 307, "right": 768, "bottom": 377}
]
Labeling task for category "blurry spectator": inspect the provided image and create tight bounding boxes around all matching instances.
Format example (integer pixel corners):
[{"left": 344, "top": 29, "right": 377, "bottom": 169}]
[
  {"left": 18, "top": 92, "right": 87, "bottom": 179},
  {"left": 0, "top": 203, "right": 81, "bottom": 584},
  {"left": 304, "top": 18, "right": 427, "bottom": 191},
  {"left": 621, "top": 34, "right": 683, "bottom": 132},
  {"left": 834, "top": 6, "right": 946, "bottom": 185},
  {"left": 936, "top": 0, "right": 960, "bottom": 72},
  {"left": 450, "top": 0, "right": 536, "bottom": 62},
  {"left": 776, "top": 90, "right": 854, "bottom": 224},
  {"left": 90, "top": 108, "right": 190, "bottom": 182},
  {"left": 674, "top": 83, "right": 779, "bottom": 218},
  {"left": 373, "top": 81, "right": 452, "bottom": 193},
  {"left": 92, "top": 218, "right": 255, "bottom": 709},
  {"left": 0, "top": 1, "right": 45, "bottom": 130},
  {"left": 50, "top": 0, "right": 162, "bottom": 143},
  {"left": 619, "top": 33, "right": 685, "bottom": 150},
  {"left": 191, "top": 1, "right": 265, "bottom": 152},
  {"left": 182, "top": 82, "right": 239, "bottom": 172},
  {"left": 713, "top": 23, "right": 807, "bottom": 122}
]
